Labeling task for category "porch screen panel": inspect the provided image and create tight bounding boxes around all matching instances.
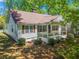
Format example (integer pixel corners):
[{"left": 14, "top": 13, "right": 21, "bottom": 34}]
[
  {"left": 61, "top": 26, "right": 66, "bottom": 35},
  {"left": 52, "top": 25, "right": 58, "bottom": 31},
  {"left": 22, "top": 25, "right": 25, "bottom": 34},
  {"left": 26, "top": 26, "right": 29, "bottom": 33},
  {"left": 38, "top": 25, "right": 47, "bottom": 32},
  {"left": 38, "top": 25, "right": 42, "bottom": 32},
  {"left": 43, "top": 25, "right": 47, "bottom": 32},
  {"left": 30, "top": 25, "right": 35, "bottom": 33},
  {"left": 52, "top": 25, "right": 59, "bottom": 35}
]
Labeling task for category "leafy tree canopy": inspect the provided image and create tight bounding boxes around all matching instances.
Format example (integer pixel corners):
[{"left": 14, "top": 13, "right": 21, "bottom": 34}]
[
  {"left": 0, "top": 16, "right": 5, "bottom": 29},
  {"left": 6, "top": 0, "right": 79, "bottom": 27}
]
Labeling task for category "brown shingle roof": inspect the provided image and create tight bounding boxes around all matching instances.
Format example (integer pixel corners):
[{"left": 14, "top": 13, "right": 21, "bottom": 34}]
[{"left": 12, "top": 10, "right": 58, "bottom": 24}]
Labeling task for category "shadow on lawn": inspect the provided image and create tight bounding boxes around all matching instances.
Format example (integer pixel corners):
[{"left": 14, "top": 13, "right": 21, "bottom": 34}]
[
  {"left": 0, "top": 32, "right": 65, "bottom": 59},
  {"left": 0, "top": 33, "right": 17, "bottom": 59},
  {"left": 0, "top": 54, "right": 16, "bottom": 59},
  {"left": 0, "top": 32, "right": 15, "bottom": 50}
]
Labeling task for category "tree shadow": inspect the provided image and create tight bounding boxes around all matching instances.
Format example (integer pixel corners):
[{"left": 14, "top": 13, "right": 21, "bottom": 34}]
[{"left": 0, "top": 55, "right": 16, "bottom": 59}]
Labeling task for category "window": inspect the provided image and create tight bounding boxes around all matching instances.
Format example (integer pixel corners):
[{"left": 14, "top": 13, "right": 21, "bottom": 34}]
[
  {"left": 11, "top": 25, "right": 13, "bottom": 32},
  {"left": 52, "top": 25, "right": 58, "bottom": 31},
  {"left": 38, "top": 25, "right": 47, "bottom": 32},
  {"left": 38, "top": 25, "right": 42, "bottom": 32},
  {"left": 22, "top": 25, "right": 36, "bottom": 33},
  {"left": 30, "top": 25, "right": 35, "bottom": 32},
  {"left": 22, "top": 25, "right": 25, "bottom": 33},
  {"left": 26, "top": 26, "right": 29, "bottom": 33},
  {"left": 12, "top": 27, "right": 13, "bottom": 32},
  {"left": 43, "top": 25, "right": 47, "bottom": 32}
]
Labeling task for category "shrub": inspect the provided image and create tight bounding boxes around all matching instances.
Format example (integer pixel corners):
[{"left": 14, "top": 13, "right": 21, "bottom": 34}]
[
  {"left": 55, "top": 36, "right": 64, "bottom": 43},
  {"left": 67, "top": 33, "right": 74, "bottom": 39},
  {"left": 34, "top": 38, "right": 42, "bottom": 45},
  {"left": 0, "top": 33, "right": 9, "bottom": 39},
  {"left": 57, "top": 55, "right": 65, "bottom": 59},
  {"left": 75, "top": 52, "right": 79, "bottom": 59},
  {"left": 0, "top": 16, "right": 5, "bottom": 29},
  {"left": 17, "top": 38, "right": 26, "bottom": 45},
  {"left": 53, "top": 54, "right": 65, "bottom": 59},
  {"left": 0, "top": 33, "right": 10, "bottom": 43},
  {"left": 0, "top": 33, "right": 13, "bottom": 49},
  {"left": 48, "top": 38, "right": 56, "bottom": 46}
]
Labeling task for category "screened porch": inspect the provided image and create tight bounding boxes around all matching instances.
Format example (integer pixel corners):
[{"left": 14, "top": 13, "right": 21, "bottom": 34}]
[{"left": 17, "top": 23, "right": 67, "bottom": 39}]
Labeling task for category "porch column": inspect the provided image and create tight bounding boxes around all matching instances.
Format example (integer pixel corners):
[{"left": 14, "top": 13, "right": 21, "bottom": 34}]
[
  {"left": 47, "top": 24, "right": 49, "bottom": 38},
  {"left": 58, "top": 25, "right": 61, "bottom": 35},
  {"left": 35, "top": 25, "right": 38, "bottom": 33},
  {"left": 66, "top": 25, "right": 67, "bottom": 36},
  {"left": 35, "top": 25, "right": 38, "bottom": 39},
  {"left": 51, "top": 25, "right": 52, "bottom": 33},
  {"left": 29, "top": 25, "right": 30, "bottom": 33}
]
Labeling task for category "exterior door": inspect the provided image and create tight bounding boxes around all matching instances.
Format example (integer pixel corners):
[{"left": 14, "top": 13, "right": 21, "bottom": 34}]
[{"left": 48, "top": 25, "right": 51, "bottom": 33}]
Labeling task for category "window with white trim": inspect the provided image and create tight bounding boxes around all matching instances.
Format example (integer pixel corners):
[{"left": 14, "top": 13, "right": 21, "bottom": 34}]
[
  {"left": 52, "top": 25, "right": 58, "bottom": 31},
  {"left": 38, "top": 25, "right": 47, "bottom": 32},
  {"left": 30, "top": 25, "right": 35, "bottom": 33},
  {"left": 22, "top": 25, "right": 25, "bottom": 33},
  {"left": 22, "top": 25, "right": 35, "bottom": 33},
  {"left": 26, "top": 26, "right": 29, "bottom": 33}
]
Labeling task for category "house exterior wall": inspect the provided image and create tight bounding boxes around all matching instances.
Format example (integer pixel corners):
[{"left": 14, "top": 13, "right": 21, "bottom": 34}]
[
  {"left": 59, "top": 25, "right": 67, "bottom": 38},
  {"left": 17, "top": 24, "right": 67, "bottom": 43},
  {"left": 17, "top": 25, "right": 38, "bottom": 41},
  {"left": 5, "top": 15, "right": 18, "bottom": 41},
  {"left": 18, "top": 30, "right": 38, "bottom": 40}
]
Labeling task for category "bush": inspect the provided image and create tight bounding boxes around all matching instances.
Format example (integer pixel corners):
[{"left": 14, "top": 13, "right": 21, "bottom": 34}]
[
  {"left": 0, "top": 33, "right": 10, "bottom": 43},
  {"left": 75, "top": 52, "right": 79, "bottom": 59},
  {"left": 53, "top": 54, "right": 65, "bottom": 59},
  {"left": 0, "top": 33, "right": 9, "bottom": 39},
  {"left": 17, "top": 38, "right": 26, "bottom": 45},
  {"left": 48, "top": 38, "right": 56, "bottom": 46},
  {"left": 34, "top": 38, "right": 42, "bottom": 45},
  {"left": 67, "top": 33, "right": 74, "bottom": 39}
]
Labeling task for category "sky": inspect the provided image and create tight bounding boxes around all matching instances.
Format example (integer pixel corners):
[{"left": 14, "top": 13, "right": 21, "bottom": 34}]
[
  {"left": 67, "top": 0, "right": 74, "bottom": 5},
  {"left": 0, "top": 0, "right": 4, "bottom": 2},
  {"left": 0, "top": 0, "right": 6, "bottom": 15}
]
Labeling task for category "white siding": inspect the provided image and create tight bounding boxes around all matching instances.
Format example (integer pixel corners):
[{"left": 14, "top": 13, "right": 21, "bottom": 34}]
[
  {"left": 19, "top": 33, "right": 37, "bottom": 39},
  {"left": 18, "top": 29, "right": 38, "bottom": 40},
  {"left": 5, "top": 15, "right": 18, "bottom": 41}
]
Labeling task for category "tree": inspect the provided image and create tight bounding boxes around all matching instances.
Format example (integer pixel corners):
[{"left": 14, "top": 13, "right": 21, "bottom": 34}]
[
  {"left": 0, "top": 16, "right": 5, "bottom": 29},
  {"left": 6, "top": 0, "right": 79, "bottom": 34}
]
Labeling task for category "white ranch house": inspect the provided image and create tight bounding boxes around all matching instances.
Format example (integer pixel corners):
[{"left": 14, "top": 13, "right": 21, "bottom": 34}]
[{"left": 6, "top": 10, "right": 67, "bottom": 43}]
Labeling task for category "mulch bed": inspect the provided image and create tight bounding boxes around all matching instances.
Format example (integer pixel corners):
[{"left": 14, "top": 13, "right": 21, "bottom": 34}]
[{"left": 22, "top": 45, "right": 57, "bottom": 59}]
